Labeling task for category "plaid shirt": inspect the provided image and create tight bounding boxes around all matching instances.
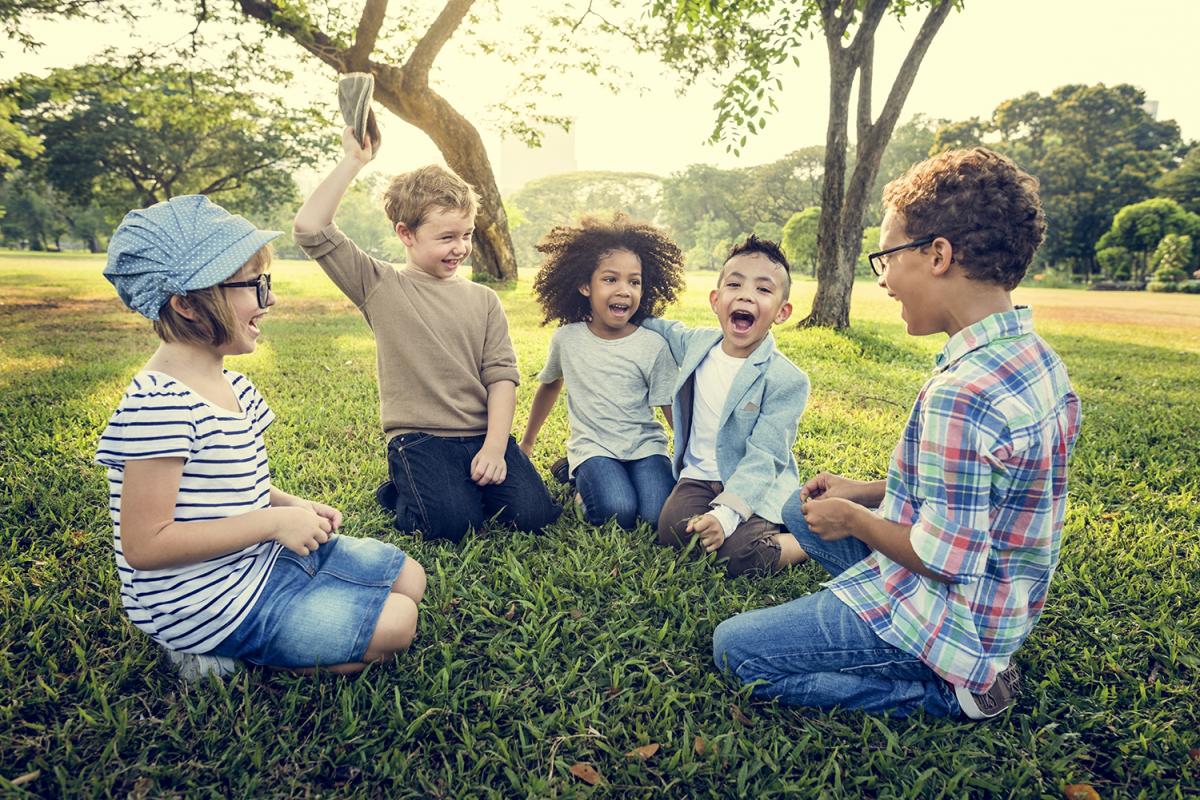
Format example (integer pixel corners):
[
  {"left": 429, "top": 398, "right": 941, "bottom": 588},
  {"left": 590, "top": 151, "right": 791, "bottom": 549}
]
[{"left": 828, "top": 307, "right": 1081, "bottom": 692}]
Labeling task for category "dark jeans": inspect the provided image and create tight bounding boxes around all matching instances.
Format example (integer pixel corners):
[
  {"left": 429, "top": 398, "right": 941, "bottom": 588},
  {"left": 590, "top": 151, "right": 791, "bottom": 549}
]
[
  {"left": 656, "top": 477, "right": 782, "bottom": 579},
  {"left": 710, "top": 492, "right": 960, "bottom": 717},
  {"left": 574, "top": 454, "right": 675, "bottom": 531},
  {"left": 386, "top": 432, "right": 561, "bottom": 543}
]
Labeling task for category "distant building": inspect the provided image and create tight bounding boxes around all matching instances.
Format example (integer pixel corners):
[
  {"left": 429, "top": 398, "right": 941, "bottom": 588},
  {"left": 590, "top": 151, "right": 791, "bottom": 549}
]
[
  {"left": 500, "top": 124, "right": 577, "bottom": 194},
  {"left": 1143, "top": 100, "right": 1159, "bottom": 120}
]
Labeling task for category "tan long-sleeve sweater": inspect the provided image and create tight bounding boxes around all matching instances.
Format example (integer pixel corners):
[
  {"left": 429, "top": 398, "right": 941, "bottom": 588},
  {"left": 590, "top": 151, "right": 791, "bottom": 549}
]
[{"left": 295, "top": 223, "right": 520, "bottom": 440}]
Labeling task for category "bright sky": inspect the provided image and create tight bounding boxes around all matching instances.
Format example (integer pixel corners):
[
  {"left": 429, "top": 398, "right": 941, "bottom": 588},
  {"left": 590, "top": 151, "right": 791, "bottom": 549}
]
[{"left": 4, "top": 0, "right": 1197, "bottom": 182}]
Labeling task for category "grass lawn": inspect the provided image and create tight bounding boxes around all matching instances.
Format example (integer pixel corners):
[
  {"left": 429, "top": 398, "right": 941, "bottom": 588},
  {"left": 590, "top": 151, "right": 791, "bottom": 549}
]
[{"left": 2, "top": 252, "right": 1198, "bottom": 798}]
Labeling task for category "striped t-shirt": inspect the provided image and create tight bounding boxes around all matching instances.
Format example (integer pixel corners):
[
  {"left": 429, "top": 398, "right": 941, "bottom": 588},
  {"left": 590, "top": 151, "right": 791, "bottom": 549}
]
[{"left": 96, "top": 370, "right": 282, "bottom": 653}]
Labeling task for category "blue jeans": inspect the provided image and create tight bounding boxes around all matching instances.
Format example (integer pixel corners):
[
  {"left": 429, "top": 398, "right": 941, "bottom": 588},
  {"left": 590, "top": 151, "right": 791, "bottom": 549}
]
[
  {"left": 711, "top": 493, "right": 961, "bottom": 717},
  {"left": 575, "top": 454, "right": 674, "bottom": 531},
  {"left": 211, "top": 535, "right": 406, "bottom": 668},
  {"left": 386, "top": 433, "right": 561, "bottom": 543}
]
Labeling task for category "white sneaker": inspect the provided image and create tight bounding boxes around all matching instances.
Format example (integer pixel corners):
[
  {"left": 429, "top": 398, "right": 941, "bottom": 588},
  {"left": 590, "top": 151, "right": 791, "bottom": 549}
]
[
  {"left": 955, "top": 663, "right": 1021, "bottom": 720},
  {"left": 163, "top": 648, "right": 241, "bottom": 682}
]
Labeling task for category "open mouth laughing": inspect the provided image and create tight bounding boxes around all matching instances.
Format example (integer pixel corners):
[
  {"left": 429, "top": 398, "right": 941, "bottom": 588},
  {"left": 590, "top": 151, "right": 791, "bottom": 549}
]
[
  {"left": 608, "top": 302, "right": 631, "bottom": 318},
  {"left": 729, "top": 309, "right": 756, "bottom": 333}
]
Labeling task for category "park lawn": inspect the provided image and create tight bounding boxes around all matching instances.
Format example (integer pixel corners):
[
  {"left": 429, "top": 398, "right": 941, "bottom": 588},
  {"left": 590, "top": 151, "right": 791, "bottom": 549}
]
[{"left": 1, "top": 251, "right": 1198, "bottom": 798}]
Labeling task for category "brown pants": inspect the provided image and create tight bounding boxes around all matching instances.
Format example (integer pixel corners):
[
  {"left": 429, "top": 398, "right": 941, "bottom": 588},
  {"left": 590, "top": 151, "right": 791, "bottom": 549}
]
[{"left": 656, "top": 478, "right": 782, "bottom": 579}]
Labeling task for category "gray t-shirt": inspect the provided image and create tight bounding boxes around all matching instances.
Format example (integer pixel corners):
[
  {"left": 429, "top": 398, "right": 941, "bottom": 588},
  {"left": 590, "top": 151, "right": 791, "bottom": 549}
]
[{"left": 539, "top": 322, "right": 677, "bottom": 474}]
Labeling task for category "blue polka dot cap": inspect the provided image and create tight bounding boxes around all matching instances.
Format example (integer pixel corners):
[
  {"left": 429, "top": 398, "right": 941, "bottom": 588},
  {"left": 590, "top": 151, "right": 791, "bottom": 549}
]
[{"left": 104, "top": 195, "right": 283, "bottom": 320}]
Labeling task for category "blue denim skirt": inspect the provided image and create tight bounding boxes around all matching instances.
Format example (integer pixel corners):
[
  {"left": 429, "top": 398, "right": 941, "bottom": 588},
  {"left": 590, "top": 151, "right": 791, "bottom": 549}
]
[{"left": 210, "top": 534, "right": 406, "bottom": 668}]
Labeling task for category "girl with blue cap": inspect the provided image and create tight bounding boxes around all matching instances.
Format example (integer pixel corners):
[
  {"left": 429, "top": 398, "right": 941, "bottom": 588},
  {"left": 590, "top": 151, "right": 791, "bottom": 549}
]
[{"left": 96, "top": 195, "right": 426, "bottom": 678}]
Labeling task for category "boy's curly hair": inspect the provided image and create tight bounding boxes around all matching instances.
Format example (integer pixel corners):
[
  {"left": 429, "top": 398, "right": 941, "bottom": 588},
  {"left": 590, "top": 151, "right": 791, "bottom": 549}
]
[
  {"left": 883, "top": 147, "right": 1046, "bottom": 290},
  {"left": 532, "top": 214, "right": 685, "bottom": 326}
]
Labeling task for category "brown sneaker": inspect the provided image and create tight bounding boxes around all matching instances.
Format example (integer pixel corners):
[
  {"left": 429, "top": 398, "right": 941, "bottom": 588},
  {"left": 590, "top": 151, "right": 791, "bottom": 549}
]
[
  {"left": 550, "top": 457, "right": 572, "bottom": 485},
  {"left": 955, "top": 663, "right": 1021, "bottom": 720}
]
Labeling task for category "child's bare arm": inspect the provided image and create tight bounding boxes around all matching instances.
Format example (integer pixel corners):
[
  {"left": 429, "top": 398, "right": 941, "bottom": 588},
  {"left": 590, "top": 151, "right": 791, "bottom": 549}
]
[
  {"left": 120, "top": 458, "right": 332, "bottom": 570},
  {"left": 472, "top": 380, "right": 517, "bottom": 486},
  {"left": 293, "top": 127, "right": 377, "bottom": 235},
  {"left": 520, "top": 378, "right": 563, "bottom": 455}
]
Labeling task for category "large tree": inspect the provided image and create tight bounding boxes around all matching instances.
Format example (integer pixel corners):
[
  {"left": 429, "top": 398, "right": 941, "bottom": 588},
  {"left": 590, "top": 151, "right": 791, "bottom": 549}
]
[
  {"left": 647, "top": 0, "right": 958, "bottom": 328},
  {"left": 932, "top": 84, "right": 1184, "bottom": 279},
  {"left": 232, "top": 0, "right": 623, "bottom": 280},
  {"left": 5, "top": 60, "right": 324, "bottom": 244},
  {"left": 2, "top": 0, "right": 625, "bottom": 280}
]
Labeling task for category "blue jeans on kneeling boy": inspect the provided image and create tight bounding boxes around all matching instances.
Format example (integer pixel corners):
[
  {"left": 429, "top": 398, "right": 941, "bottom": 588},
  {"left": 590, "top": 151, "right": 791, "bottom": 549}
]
[
  {"left": 386, "top": 433, "right": 561, "bottom": 543},
  {"left": 711, "top": 494, "right": 961, "bottom": 717},
  {"left": 574, "top": 454, "right": 674, "bottom": 530}
]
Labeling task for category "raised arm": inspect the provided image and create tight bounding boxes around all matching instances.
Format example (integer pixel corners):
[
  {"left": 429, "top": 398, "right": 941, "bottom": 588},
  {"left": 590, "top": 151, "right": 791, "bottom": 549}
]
[{"left": 294, "top": 127, "right": 378, "bottom": 235}]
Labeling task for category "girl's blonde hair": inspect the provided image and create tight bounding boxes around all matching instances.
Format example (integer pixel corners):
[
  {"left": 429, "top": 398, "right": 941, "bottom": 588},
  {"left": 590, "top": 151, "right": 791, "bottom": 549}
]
[{"left": 152, "top": 246, "right": 272, "bottom": 346}]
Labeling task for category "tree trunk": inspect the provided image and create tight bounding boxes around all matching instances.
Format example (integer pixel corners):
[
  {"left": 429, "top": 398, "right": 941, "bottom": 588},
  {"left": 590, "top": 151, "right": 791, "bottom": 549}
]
[
  {"left": 801, "top": 0, "right": 954, "bottom": 329},
  {"left": 238, "top": 0, "right": 518, "bottom": 281}
]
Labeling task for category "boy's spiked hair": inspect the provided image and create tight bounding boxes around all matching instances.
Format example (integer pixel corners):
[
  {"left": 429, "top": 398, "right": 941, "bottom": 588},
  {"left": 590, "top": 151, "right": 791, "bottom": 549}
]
[
  {"left": 722, "top": 234, "right": 793, "bottom": 296},
  {"left": 532, "top": 214, "right": 685, "bottom": 326},
  {"left": 383, "top": 164, "right": 479, "bottom": 231},
  {"left": 883, "top": 147, "right": 1046, "bottom": 289}
]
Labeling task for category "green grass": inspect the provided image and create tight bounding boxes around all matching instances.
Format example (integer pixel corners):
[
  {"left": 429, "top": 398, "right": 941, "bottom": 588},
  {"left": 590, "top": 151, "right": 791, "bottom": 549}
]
[{"left": 2, "top": 251, "right": 1198, "bottom": 798}]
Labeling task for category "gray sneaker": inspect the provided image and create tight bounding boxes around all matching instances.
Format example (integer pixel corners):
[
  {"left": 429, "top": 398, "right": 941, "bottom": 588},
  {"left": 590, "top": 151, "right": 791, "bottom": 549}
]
[
  {"left": 163, "top": 648, "right": 241, "bottom": 682},
  {"left": 955, "top": 663, "right": 1020, "bottom": 720}
]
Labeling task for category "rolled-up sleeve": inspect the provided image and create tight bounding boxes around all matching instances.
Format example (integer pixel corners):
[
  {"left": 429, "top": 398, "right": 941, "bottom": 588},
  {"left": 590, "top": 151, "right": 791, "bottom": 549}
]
[
  {"left": 293, "top": 223, "right": 386, "bottom": 308},
  {"left": 480, "top": 293, "right": 520, "bottom": 387}
]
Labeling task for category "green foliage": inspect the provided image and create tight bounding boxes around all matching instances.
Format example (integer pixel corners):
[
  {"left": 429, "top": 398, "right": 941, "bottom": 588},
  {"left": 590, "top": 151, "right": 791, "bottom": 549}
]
[
  {"left": 506, "top": 171, "right": 664, "bottom": 270},
  {"left": 1155, "top": 145, "right": 1200, "bottom": 215},
  {"left": 0, "top": 96, "right": 40, "bottom": 175},
  {"left": 782, "top": 206, "right": 820, "bottom": 277},
  {"left": 683, "top": 216, "right": 733, "bottom": 270},
  {"left": 1097, "top": 198, "right": 1200, "bottom": 282},
  {"left": 934, "top": 84, "right": 1185, "bottom": 278},
  {"left": 660, "top": 148, "right": 823, "bottom": 254},
  {"left": 1095, "top": 246, "right": 1134, "bottom": 281},
  {"left": 2, "top": 59, "right": 324, "bottom": 237},
  {"left": 3, "top": 254, "right": 1199, "bottom": 796},
  {"left": 1151, "top": 233, "right": 1193, "bottom": 275}
]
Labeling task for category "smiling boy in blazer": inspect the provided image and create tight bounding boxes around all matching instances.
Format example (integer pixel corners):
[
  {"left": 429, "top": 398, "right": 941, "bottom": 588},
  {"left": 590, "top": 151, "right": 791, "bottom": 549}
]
[{"left": 641, "top": 236, "right": 809, "bottom": 578}]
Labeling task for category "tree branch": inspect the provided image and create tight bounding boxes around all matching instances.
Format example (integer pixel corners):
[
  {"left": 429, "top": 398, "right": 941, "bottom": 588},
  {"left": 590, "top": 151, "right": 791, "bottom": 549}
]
[
  {"left": 237, "top": 0, "right": 350, "bottom": 72},
  {"left": 855, "top": 41, "right": 873, "bottom": 152},
  {"left": 403, "top": 0, "right": 475, "bottom": 89},
  {"left": 870, "top": 0, "right": 954, "bottom": 147},
  {"left": 347, "top": 0, "right": 388, "bottom": 71}
]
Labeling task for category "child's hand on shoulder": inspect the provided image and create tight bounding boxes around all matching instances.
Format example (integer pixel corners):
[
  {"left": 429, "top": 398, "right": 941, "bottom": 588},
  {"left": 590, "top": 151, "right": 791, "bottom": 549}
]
[
  {"left": 687, "top": 513, "right": 725, "bottom": 553},
  {"left": 471, "top": 444, "right": 508, "bottom": 486},
  {"left": 270, "top": 506, "right": 333, "bottom": 556}
]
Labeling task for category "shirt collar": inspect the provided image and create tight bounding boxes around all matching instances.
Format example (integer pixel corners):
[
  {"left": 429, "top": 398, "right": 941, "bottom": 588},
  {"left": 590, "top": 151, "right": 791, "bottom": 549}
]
[{"left": 934, "top": 306, "right": 1033, "bottom": 372}]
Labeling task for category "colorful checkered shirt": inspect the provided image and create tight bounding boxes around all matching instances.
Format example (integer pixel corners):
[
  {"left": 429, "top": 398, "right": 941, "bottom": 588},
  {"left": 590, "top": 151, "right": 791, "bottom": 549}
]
[{"left": 828, "top": 307, "right": 1081, "bottom": 693}]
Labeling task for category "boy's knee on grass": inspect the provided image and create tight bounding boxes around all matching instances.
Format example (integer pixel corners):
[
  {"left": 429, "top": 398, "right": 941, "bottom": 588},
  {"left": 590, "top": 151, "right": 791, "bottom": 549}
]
[
  {"left": 393, "top": 557, "right": 427, "bottom": 604},
  {"left": 365, "top": 594, "right": 420, "bottom": 659}
]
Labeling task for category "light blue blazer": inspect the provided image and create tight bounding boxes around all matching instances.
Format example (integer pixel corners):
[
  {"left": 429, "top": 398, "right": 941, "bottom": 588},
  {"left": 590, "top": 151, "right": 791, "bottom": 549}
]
[{"left": 640, "top": 318, "right": 809, "bottom": 524}]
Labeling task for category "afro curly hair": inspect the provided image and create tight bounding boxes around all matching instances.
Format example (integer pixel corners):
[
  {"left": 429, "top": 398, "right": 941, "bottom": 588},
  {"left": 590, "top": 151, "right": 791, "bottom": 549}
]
[{"left": 532, "top": 214, "right": 685, "bottom": 327}]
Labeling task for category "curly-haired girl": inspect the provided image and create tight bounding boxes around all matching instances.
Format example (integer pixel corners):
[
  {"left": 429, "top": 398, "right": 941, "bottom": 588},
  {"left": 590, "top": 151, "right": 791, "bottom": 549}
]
[{"left": 519, "top": 214, "right": 685, "bottom": 531}]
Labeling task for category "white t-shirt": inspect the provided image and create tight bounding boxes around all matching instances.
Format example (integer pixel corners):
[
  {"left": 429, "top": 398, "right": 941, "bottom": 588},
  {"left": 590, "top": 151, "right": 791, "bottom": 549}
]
[
  {"left": 96, "top": 370, "right": 281, "bottom": 653},
  {"left": 681, "top": 345, "right": 747, "bottom": 481}
]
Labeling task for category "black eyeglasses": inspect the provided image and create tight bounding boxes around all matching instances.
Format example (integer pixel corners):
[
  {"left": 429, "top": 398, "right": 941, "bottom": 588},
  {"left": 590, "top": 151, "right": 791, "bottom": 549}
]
[
  {"left": 867, "top": 236, "right": 938, "bottom": 277},
  {"left": 218, "top": 273, "right": 272, "bottom": 308}
]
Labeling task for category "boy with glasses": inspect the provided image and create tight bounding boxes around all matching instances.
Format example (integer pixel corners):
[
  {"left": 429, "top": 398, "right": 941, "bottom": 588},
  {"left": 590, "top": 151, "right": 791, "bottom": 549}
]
[{"left": 713, "top": 148, "right": 1082, "bottom": 719}]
